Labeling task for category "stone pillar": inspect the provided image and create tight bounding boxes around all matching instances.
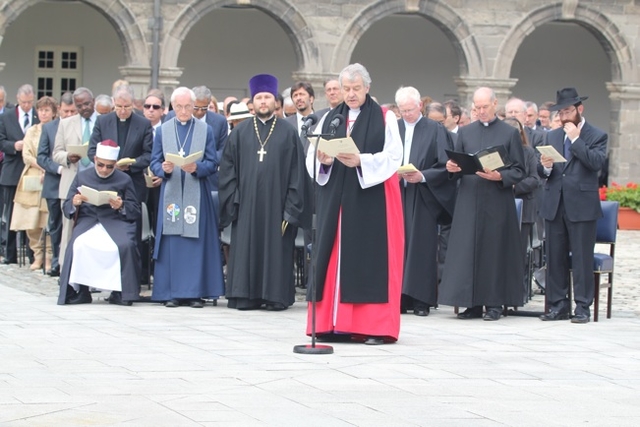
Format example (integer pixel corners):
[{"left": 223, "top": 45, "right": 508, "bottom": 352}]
[
  {"left": 291, "top": 71, "right": 338, "bottom": 110},
  {"left": 606, "top": 82, "right": 640, "bottom": 184},
  {"left": 118, "top": 65, "right": 152, "bottom": 100},
  {"left": 157, "top": 67, "right": 183, "bottom": 102},
  {"left": 454, "top": 76, "right": 519, "bottom": 109}
]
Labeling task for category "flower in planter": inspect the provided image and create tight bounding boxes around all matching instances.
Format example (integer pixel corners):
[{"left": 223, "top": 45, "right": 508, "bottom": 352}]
[{"left": 603, "top": 182, "right": 640, "bottom": 212}]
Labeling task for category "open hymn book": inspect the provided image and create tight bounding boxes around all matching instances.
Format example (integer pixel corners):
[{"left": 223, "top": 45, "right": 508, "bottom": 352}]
[
  {"left": 79, "top": 185, "right": 118, "bottom": 206},
  {"left": 311, "top": 137, "right": 360, "bottom": 157},
  {"left": 445, "top": 145, "right": 513, "bottom": 175},
  {"left": 67, "top": 144, "right": 89, "bottom": 158},
  {"left": 165, "top": 151, "right": 203, "bottom": 166}
]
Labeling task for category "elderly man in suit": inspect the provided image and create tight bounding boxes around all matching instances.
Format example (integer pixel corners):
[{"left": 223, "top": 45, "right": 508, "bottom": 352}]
[
  {"left": 0, "top": 84, "right": 40, "bottom": 264},
  {"left": 36, "top": 92, "right": 77, "bottom": 276},
  {"left": 538, "top": 88, "right": 607, "bottom": 324},
  {"left": 52, "top": 87, "right": 97, "bottom": 269}
]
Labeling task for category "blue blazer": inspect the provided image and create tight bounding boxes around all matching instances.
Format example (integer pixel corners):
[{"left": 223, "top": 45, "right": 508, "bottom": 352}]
[
  {"left": 36, "top": 118, "right": 62, "bottom": 199},
  {"left": 537, "top": 121, "right": 607, "bottom": 222}
]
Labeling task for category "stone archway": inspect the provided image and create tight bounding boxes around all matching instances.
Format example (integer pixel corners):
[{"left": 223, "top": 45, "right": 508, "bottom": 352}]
[
  {"left": 330, "top": 0, "right": 484, "bottom": 77},
  {"left": 0, "top": 0, "right": 148, "bottom": 67},
  {"left": 162, "top": 0, "right": 319, "bottom": 74}
]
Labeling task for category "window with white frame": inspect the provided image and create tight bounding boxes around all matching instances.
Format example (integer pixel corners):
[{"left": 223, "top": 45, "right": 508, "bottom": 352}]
[{"left": 35, "top": 46, "right": 82, "bottom": 98}]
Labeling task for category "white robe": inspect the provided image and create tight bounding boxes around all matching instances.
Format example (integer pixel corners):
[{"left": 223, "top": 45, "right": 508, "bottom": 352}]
[{"left": 69, "top": 223, "right": 121, "bottom": 292}]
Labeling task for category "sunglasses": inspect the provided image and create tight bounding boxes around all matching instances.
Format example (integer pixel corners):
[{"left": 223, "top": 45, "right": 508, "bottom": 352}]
[
  {"left": 96, "top": 161, "right": 115, "bottom": 170},
  {"left": 193, "top": 106, "right": 208, "bottom": 111},
  {"left": 144, "top": 104, "right": 162, "bottom": 110}
]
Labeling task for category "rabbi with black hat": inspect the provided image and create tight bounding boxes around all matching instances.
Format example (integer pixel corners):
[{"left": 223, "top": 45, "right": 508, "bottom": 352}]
[{"left": 538, "top": 87, "right": 608, "bottom": 324}]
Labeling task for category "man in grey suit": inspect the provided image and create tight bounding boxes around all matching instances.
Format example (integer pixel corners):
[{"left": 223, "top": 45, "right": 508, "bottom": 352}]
[
  {"left": 505, "top": 97, "right": 545, "bottom": 147},
  {"left": 36, "top": 92, "right": 77, "bottom": 276},
  {"left": 0, "top": 84, "right": 39, "bottom": 264},
  {"left": 538, "top": 88, "right": 607, "bottom": 324},
  {"left": 284, "top": 81, "right": 317, "bottom": 155}
]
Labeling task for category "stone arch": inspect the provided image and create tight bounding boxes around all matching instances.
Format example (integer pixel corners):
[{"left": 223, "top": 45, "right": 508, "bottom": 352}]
[
  {"left": 330, "top": 0, "right": 483, "bottom": 77},
  {"left": 493, "top": 2, "right": 635, "bottom": 82},
  {"left": 162, "top": 0, "right": 319, "bottom": 71},
  {"left": 0, "top": 0, "right": 147, "bottom": 66}
]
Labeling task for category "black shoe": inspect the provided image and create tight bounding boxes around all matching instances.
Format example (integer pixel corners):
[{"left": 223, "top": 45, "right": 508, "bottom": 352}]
[
  {"left": 539, "top": 311, "right": 570, "bottom": 321},
  {"left": 414, "top": 307, "right": 430, "bottom": 317},
  {"left": 265, "top": 303, "right": 287, "bottom": 311},
  {"left": 571, "top": 314, "right": 590, "bottom": 324},
  {"left": 67, "top": 290, "right": 92, "bottom": 305},
  {"left": 106, "top": 291, "right": 132, "bottom": 306},
  {"left": 457, "top": 306, "right": 483, "bottom": 319},
  {"left": 1, "top": 258, "right": 16, "bottom": 265},
  {"left": 189, "top": 299, "right": 204, "bottom": 308},
  {"left": 164, "top": 299, "right": 180, "bottom": 307},
  {"left": 316, "top": 333, "right": 353, "bottom": 343},
  {"left": 364, "top": 337, "right": 384, "bottom": 345},
  {"left": 46, "top": 267, "right": 60, "bottom": 277},
  {"left": 483, "top": 308, "right": 502, "bottom": 321}
]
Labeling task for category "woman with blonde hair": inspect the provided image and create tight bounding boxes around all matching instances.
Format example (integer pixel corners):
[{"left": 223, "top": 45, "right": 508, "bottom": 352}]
[{"left": 11, "top": 96, "right": 57, "bottom": 270}]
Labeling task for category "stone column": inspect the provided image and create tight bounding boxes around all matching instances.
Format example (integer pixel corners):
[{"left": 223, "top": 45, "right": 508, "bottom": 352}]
[
  {"left": 291, "top": 71, "right": 338, "bottom": 110},
  {"left": 157, "top": 67, "right": 183, "bottom": 102},
  {"left": 454, "top": 76, "right": 519, "bottom": 109},
  {"left": 118, "top": 65, "right": 152, "bottom": 100},
  {"left": 606, "top": 82, "right": 640, "bottom": 184}
]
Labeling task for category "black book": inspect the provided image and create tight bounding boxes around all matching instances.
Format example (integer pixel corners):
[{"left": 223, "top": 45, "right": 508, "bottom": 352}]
[{"left": 445, "top": 145, "right": 513, "bottom": 175}]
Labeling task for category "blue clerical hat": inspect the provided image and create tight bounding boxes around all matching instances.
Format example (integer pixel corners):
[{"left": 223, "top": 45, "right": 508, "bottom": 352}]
[{"left": 249, "top": 74, "right": 278, "bottom": 99}]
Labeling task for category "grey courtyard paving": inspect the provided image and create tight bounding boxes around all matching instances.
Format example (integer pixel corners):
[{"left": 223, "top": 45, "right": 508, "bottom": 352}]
[{"left": 1, "top": 230, "right": 640, "bottom": 426}]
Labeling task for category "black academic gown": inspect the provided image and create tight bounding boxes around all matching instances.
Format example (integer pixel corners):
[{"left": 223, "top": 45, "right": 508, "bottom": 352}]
[
  {"left": 399, "top": 117, "right": 456, "bottom": 308},
  {"left": 57, "top": 168, "right": 141, "bottom": 304},
  {"left": 438, "top": 118, "right": 526, "bottom": 308},
  {"left": 219, "top": 115, "right": 311, "bottom": 309}
]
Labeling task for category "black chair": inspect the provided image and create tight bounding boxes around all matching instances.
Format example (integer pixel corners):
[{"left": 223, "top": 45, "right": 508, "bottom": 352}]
[
  {"left": 592, "top": 200, "right": 618, "bottom": 321},
  {"left": 294, "top": 227, "right": 306, "bottom": 288},
  {"left": 141, "top": 202, "right": 154, "bottom": 289}
]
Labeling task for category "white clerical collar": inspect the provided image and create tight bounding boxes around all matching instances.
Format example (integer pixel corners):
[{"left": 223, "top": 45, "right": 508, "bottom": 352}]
[
  {"left": 403, "top": 116, "right": 422, "bottom": 128},
  {"left": 481, "top": 116, "right": 498, "bottom": 127},
  {"left": 178, "top": 118, "right": 192, "bottom": 126}
]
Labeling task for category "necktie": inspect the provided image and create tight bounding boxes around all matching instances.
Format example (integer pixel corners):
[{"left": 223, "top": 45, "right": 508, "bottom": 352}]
[
  {"left": 23, "top": 113, "right": 29, "bottom": 132},
  {"left": 80, "top": 118, "right": 92, "bottom": 167},
  {"left": 564, "top": 135, "right": 572, "bottom": 161}
]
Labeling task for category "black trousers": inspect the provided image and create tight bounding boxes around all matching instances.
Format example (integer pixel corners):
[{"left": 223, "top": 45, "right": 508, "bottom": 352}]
[
  {"left": 46, "top": 197, "right": 63, "bottom": 270},
  {"left": 1, "top": 185, "right": 17, "bottom": 262}
]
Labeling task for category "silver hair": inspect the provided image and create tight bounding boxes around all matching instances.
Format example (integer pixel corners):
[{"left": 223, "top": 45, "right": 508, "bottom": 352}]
[
  {"left": 170, "top": 87, "right": 196, "bottom": 104},
  {"left": 95, "top": 94, "right": 113, "bottom": 108},
  {"left": 73, "top": 87, "right": 94, "bottom": 99},
  {"left": 339, "top": 63, "right": 372, "bottom": 89},
  {"left": 17, "top": 84, "right": 34, "bottom": 97},
  {"left": 395, "top": 86, "right": 421, "bottom": 106},
  {"left": 113, "top": 85, "right": 135, "bottom": 101},
  {"left": 60, "top": 91, "right": 75, "bottom": 106},
  {"left": 192, "top": 85, "right": 212, "bottom": 101},
  {"left": 426, "top": 102, "right": 447, "bottom": 118},
  {"left": 524, "top": 101, "right": 538, "bottom": 113},
  {"left": 505, "top": 97, "right": 526, "bottom": 112}
]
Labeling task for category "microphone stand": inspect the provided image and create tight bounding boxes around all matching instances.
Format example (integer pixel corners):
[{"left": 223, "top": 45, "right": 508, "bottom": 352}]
[{"left": 293, "top": 129, "right": 334, "bottom": 355}]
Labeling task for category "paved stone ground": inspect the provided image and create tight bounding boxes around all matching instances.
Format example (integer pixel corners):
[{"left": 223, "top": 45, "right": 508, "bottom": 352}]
[{"left": 1, "top": 230, "right": 639, "bottom": 426}]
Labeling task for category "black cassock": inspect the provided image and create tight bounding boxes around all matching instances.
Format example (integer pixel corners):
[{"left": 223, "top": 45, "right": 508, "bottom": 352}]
[
  {"left": 57, "top": 168, "right": 141, "bottom": 304},
  {"left": 438, "top": 118, "right": 526, "bottom": 308},
  {"left": 399, "top": 118, "right": 457, "bottom": 309},
  {"left": 219, "top": 116, "right": 311, "bottom": 309}
]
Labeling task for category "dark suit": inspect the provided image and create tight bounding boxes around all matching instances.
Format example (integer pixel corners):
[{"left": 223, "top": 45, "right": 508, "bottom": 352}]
[
  {"left": 36, "top": 118, "right": 63, "bottom": 270},
  {"left": 0, "top": 106, "right": 39, "bottom": 262},
  {"left": 88, "top": 112, "right": 153, "bottom": 202},
  {"left": 164, "top": 110, "right": 227, "bottom": 189},
  {"left": 537, "top": 120, "right": 607, "bottom": 316},
  {"left": 525, "top": 126, "right": 545, "bottom": 147}
]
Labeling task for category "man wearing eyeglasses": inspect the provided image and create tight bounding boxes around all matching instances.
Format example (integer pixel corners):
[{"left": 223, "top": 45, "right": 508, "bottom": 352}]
[
  {"left": 538, "top": 87, "right": 607, "bottom": 324},
  {"left": 57, "top": 139, "right": 140, "bottom": 306},
  {"left": 164, "top": 86, "right": 227, "bottom": 190}
]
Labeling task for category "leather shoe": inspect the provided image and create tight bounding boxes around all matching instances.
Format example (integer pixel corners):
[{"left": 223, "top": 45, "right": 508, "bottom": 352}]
[
  {"left": 539, "top": 311, "right": 570, "bottom": 321},
  {"left": 67, "top": 290, "right": 92, "bottom": 305},
  {"left": 265, "top": 303, "right": 287, "bottom": 311},
  {"left": 164, "top": 299, "right": 180, "bottom": 308},
  {"left": 364, "top": 337, "right": 384, "bottom": 345},
  {"left": 1, "top": 258, "right": 16, "bottom": 265},
  {"left": 190, "top": 299, "right": 204, "bottom": 308},
  {"left": 46, "top": 267, "right": 60, "bottom": 277},
  {"left": 457, "top": 306, "right": 483, "bottom": 319},
  {"left": 571, "top": 314, "right": 590, "bottom": 324},
  {"left": 414, "top": 307, "right": 430, "bottom": 317},
  {"left": 483, "top": 308, "right": 502, "bottom": 321},
  {"left": 106, "top": 292, "right": 132, "bottom": 306}
]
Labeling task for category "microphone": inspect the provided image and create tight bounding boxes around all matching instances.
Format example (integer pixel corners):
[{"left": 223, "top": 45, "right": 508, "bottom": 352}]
[
  {"left": 300, "top": 114, "right": 318, "bottom": 137},
  {"left": 329, "top": 114, "right": 345, "bottom": 136}
]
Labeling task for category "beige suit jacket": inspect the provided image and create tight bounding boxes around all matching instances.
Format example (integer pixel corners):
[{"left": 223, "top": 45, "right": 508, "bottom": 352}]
[{"left": 52, "top": 115, "right": 84, "bottom": 199}]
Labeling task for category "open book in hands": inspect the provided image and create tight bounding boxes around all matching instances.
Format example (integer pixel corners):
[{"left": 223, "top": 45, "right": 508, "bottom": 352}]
[
  {"left": 165, "top": 151, "right": 203, "bottom": 167},
  {"left": 312, "top": 137, "right": 360, "bottom": 157},
  {"left": 67, "top": 144, "right": 89, "bottom": 158},
  {"left": 446, "top": 145, "right": 513, "bottom": 175},
  {"left": 116, "top": 157, "right": 136, "bottom": 167},
  {"left": 79, "top": 185, "right": 118, "bottom": 206}
]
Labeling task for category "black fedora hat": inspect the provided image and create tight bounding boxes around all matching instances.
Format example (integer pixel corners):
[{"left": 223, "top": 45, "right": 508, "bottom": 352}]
[{"left": 549, "top": 87, "right": 588, "bottom": 111}]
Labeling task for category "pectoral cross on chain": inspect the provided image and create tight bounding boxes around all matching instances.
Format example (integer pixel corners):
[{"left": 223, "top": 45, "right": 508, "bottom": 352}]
[
  {"left": 178, "top": 148, "right": 185, "bottom": 157},
  {"left": 257, "top": 147, "right": 266, "bottom": 162}
]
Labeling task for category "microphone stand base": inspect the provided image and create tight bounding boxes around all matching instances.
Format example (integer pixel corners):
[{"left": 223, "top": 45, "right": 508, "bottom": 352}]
[{"left": 293, "top": 344, "right": 334, "bottom": 355}]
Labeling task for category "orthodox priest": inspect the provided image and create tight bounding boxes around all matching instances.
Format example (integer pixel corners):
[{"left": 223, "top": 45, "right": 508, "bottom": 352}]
[
  {"left": 150, "top": 87, "right": 224, "bottom": 308},
  {"left": 219, "top": 74, "right": 311, "bottom": 311},
  {"left": 307, "top": 63, "right": 404, "bottom": 345},
  {"left": 438, "top": 86, "right": 526, "bottom": 321},
  {"left": 57, "top": 140, "right": 140, "bottom": 306},
  {"left": 395, "top": 86, "right": 456, "bottom": 317}
]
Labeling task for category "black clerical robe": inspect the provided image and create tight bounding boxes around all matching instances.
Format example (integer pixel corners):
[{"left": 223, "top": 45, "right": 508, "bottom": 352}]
[
  {"left": 399, "top": 118, "right": 456, "bottom": 308},
  {"left": 57, "top": 168, "right": 141, "bottom": 304},
  {"left": 219, "top": 115, "right": 311, "bottom": 309},
  {"left": 438, "top": 118, "right": 526, "bottom": 308}
]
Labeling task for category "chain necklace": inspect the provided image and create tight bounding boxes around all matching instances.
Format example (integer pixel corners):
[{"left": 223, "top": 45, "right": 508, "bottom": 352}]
[
  {"left": 174, "top": 118, "right": 194, "bottom": 157},
  {"left": 254, "top": 115, "right": 277, "bottom": 162}
]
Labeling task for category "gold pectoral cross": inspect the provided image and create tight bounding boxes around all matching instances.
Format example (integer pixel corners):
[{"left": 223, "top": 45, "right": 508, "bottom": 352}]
[{"left": 257, "top": 147, "right": 266, "bottom": 162}]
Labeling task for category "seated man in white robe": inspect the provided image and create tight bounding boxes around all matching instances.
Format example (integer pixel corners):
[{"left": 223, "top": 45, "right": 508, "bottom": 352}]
[{"left": 57, "top": 139, "right": 141, "bottom": 306}]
